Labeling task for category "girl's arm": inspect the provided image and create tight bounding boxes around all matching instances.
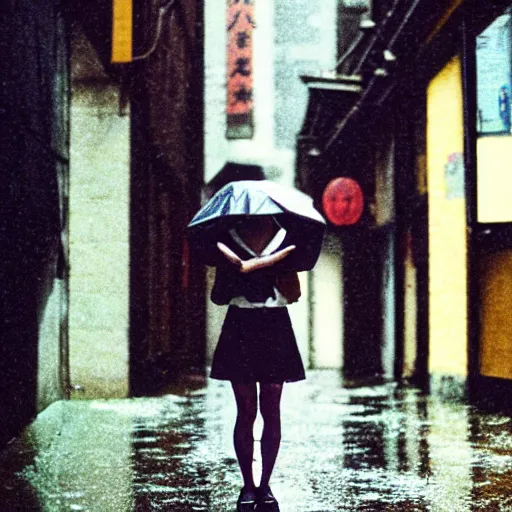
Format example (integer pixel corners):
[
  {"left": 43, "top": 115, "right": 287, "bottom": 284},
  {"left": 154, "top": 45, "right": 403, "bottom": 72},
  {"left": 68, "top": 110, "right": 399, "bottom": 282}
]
[{"left": 217, "top": 242, "right": 296, "bottom": 273}]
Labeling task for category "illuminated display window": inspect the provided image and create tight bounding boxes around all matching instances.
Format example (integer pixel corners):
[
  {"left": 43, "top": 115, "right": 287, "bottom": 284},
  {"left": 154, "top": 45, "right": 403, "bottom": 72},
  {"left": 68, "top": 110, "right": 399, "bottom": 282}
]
[
  {"left": 476, "top": 7, "right": 512, "bottom": 223},
  {"left": 476, "top": 8, "right": 512, "bottom": 136}
]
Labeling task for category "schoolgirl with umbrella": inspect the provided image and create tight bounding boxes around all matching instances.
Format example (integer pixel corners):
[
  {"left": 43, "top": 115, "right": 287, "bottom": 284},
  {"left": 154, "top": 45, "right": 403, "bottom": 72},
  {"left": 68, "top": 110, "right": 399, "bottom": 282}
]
[{"left": 188, "top": 180, "right": 325, "bottom": 511}]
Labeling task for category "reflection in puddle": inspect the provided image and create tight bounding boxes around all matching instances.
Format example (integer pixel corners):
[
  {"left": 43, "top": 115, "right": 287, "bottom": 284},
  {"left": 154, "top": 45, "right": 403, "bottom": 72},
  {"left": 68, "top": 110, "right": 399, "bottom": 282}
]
[{"left": 0, "top": 371, "right": 511, "bottom": 511}]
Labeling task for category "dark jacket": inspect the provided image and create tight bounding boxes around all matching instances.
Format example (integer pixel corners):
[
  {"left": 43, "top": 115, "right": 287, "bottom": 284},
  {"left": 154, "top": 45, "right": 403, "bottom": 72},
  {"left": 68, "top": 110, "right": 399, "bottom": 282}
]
[{"left": 211, "top": 230, "right": 298, "bottom": 306}]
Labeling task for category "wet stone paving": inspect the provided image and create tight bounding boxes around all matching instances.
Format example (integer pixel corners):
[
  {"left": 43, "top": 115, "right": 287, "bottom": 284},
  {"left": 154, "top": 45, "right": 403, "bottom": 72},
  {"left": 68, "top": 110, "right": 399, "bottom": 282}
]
[{"left": 1, "top": 371, "right": 512, "bottom": 511}]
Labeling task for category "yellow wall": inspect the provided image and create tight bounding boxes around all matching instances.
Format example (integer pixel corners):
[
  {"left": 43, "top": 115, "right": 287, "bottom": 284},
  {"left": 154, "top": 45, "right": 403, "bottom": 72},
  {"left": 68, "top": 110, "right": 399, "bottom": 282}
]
[
  {"left": 477, "top": 135, "right": 512, "bottom": 380},
  {"left": 480, "top": 252, "right": 512, "bottom": 379},
  {"left": 427, "top": 55, "right": 468, "bottom": 376},
  {"left": 477, "top": 137, "right": 512, "bottom": 222}
]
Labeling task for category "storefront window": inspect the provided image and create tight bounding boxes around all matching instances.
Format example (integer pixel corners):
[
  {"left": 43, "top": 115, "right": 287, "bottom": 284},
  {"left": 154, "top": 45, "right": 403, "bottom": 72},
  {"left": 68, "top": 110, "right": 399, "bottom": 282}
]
[
  {"left": 476, "top": 8, "right": 512, "bottom": 135},
  {"left": 476, "top": 7, "right": 512, "bottom": 223}
]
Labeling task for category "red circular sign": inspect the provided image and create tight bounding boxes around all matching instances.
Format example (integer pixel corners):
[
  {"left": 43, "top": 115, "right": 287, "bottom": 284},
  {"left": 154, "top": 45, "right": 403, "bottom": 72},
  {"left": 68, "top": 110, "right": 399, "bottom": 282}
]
[{"left": 322, "top": 177, "right": 364, "bottom": 226}]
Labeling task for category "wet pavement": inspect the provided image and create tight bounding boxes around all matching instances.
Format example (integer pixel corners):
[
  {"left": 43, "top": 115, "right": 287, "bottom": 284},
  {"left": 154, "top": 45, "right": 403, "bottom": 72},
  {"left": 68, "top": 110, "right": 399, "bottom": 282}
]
[{"left": 1, "top": 370, "right": 512, "bottom": 511}]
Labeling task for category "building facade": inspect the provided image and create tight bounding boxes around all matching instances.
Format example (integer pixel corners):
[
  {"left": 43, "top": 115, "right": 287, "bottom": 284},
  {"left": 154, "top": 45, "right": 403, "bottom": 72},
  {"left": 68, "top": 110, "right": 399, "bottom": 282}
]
[
  {"left": 67, "top": 0, "right": 206, "bottom": 397},
  {"left": 0, "top": 0, "right": 70, "bottom": 444},
  {"left": 6, "top": 0, "right": 512, "bottom": 448},
  {"left": 0, "top": 0, "right": 206, "bottom": 445},
  {"left": 298, "top": 0, "right": 512, "bottom": 405}
]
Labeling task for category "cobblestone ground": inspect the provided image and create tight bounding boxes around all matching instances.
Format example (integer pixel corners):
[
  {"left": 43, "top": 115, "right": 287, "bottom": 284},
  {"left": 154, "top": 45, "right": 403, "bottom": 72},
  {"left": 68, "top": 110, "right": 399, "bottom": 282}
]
[{"left": 0, "top": 371, "right": 512, "bottom": 511}]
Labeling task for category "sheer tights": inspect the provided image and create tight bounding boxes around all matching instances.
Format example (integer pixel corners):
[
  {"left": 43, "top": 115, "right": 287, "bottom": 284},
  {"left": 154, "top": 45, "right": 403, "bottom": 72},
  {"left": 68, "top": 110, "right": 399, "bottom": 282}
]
[{"left": 231, "top": 382, "right": 284, "bottom": 491}]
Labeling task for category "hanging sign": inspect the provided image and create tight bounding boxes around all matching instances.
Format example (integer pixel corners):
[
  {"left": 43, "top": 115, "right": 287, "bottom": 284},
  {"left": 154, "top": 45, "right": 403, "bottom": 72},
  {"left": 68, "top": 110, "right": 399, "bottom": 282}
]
[
  {"left": 322, "top": 177, "right": 364, "bottom": 226},
  {"left": 112, "top": 0, "right": 133, "bottom": 63},
  {"left": 226, "top": 0, "right": 255, "bottom": 139}
]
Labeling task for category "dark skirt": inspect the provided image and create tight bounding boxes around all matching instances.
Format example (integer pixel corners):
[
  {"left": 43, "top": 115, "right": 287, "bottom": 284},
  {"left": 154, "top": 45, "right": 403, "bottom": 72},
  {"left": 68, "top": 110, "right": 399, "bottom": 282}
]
[{"left": 210, "top": 306, "right": 306, "bottom": 383}]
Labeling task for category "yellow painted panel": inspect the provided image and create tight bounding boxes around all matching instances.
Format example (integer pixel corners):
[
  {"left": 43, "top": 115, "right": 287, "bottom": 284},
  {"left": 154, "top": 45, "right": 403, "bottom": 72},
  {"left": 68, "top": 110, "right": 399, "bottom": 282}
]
[
  {"left": 480, "top": 252, "right": 512, "bottom": 379},
  {"left": 112, "top": 0, "right": 133, "bottom": 63},
  {"left": 427, "top": 55, "right": 468, "bottom": 376},
  {"left": 477, "top": 137, "right": 512, "bottom": 222}
]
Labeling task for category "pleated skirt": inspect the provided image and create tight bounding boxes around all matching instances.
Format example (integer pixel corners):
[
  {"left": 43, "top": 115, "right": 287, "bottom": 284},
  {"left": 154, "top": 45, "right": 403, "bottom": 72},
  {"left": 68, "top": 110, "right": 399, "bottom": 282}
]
[{"left": 210, "top": 306, "right": 306, "bottom": 384}]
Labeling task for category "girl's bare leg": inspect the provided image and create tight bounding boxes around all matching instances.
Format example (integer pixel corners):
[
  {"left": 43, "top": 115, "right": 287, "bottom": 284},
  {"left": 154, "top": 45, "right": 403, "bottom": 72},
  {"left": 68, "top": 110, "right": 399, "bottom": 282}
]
[
  {"left": 231, "top": 382, "right": 258, "bottom": 492},
  {"left": 259, "top": 383, "right": 283, "bottom": 489}
]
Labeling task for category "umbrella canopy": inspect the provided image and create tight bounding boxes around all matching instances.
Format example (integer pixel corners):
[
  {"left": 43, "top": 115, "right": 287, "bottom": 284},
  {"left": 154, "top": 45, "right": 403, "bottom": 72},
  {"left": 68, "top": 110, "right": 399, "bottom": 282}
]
[{"left": 187, "top": 180, "right": 326, "bottom": 271}]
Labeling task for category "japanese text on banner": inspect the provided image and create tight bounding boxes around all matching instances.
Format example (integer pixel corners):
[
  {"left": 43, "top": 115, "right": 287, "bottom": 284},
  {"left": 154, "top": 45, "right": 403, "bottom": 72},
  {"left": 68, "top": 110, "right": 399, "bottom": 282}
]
[{"left": 226, "top": 0, "right": 255, "bottom": 138}]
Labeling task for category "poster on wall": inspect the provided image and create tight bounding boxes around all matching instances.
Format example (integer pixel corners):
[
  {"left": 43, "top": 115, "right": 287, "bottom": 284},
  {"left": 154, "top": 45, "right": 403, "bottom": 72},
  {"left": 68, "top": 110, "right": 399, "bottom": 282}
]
[
  {"left": 476, "top": 9, "right": 512, "bottom": 135},
  {"left": 226, "top": 0, "right": 255, "bottom": 139},
  {"left": 445, "top": 152, "right": 464, "bottom": 200}
]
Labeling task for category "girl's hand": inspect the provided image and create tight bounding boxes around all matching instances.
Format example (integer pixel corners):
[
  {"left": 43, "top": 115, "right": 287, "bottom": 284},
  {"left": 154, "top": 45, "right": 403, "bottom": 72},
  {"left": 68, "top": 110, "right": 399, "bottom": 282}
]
[
  {"left": 217, "top": 243, "right": 296, "bottom": 273},
  {"left": 217, "top": 242, "right": 243, "bottom": 268}
]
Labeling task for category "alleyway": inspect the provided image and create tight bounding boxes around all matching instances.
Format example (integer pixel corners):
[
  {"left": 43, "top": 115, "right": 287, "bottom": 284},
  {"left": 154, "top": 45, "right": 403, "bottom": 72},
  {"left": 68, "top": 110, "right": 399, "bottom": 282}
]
[{"left": 1, "top": 370, "right": 511, "bottom": 512}]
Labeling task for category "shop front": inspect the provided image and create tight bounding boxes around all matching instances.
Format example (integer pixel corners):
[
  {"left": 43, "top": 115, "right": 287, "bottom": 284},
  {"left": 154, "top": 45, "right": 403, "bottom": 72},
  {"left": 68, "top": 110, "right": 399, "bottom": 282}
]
[{"left": 297, "top": 0, "right": 512, "bottom": 403}]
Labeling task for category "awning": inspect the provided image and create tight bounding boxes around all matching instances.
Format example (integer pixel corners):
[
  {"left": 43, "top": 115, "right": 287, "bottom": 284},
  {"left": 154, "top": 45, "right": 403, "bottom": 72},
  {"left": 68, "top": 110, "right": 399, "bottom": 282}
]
[
  {"left": 296, "top": 73, "right": 368, "bottom": 201},
  {"left": 296, "top": 0, "right": 478, "bottom": 200},
  {"left": 298, "top": 73, "right": 362, "bottom": 149}
]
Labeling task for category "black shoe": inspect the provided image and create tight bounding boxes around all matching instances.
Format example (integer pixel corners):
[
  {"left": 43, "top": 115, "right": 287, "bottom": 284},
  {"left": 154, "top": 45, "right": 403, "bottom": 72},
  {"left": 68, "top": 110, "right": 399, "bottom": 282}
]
[
  {"left": 255, "top": 486, "right": 280, "bottom": 512},
  {"left": 236, "top": 487, "right": 257, "bottom": 512}
]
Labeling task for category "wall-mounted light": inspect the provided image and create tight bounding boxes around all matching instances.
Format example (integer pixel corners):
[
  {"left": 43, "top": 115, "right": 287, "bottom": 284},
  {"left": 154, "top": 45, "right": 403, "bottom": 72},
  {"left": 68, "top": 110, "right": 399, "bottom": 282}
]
[
  {"left": 374, "top": 67, "right": 388, "bottom": 77},
  {"left": 308, "top": 146, "right": 322, "bottom": 157},
  {"left": 383, "top": 49, "right": 397, "bottom": 63},
  {"left": 359, "top": 19, "right": 376, "bottom": 31}
]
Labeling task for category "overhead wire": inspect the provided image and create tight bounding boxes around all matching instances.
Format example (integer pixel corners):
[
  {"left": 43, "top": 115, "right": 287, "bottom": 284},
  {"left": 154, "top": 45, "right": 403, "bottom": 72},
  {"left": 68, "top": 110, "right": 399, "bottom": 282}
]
[
  {"left": 323, "top": 0, "right": 423, "bottom": 152},
  {"left": 132, "top": 0, "right": 177, "bottom": 61}
]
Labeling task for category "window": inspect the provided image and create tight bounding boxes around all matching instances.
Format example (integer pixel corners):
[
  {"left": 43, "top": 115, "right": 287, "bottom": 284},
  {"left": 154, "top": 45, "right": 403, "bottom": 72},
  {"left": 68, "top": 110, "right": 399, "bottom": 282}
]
[
  {"left": 476, "top": 7, "right": 512, "bottom": 223},
  {"left": 476, "top": 8, "right": 512, "bottom": 136}
]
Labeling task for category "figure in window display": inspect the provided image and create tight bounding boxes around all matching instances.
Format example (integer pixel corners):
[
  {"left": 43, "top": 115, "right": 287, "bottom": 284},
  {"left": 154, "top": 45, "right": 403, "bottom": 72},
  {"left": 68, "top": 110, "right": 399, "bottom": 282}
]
[{"left": 499, "top": 85, "right": 511, "bottom": 133}]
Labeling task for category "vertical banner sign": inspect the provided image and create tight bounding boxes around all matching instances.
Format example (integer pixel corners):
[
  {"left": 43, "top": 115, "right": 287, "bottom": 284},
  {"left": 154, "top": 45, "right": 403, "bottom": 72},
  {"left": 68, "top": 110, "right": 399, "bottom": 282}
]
[
  {"left": 112, "top": 0, "right": 133, "bottom": 63},
  {"left": 226, "top": 0, "right": 255, "bottom": 139}
]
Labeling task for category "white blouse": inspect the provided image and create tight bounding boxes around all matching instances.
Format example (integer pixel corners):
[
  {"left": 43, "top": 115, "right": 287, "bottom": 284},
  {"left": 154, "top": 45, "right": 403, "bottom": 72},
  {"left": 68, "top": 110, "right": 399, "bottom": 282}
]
[{"left": 228, "top": 226, "right": 289, "bottom": 308}]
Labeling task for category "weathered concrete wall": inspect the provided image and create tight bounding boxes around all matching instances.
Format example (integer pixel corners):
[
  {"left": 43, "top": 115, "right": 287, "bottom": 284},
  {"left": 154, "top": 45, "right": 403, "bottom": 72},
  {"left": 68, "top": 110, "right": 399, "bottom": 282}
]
[
  {"left": 310, "top": 234, "right": 343, "bottom": 369},
  {"left": 68, "top": 28, "right": 130, "bottom": 399},
  {"left": 37, "top": 280, "right": 67, "bottom": 411},
  {"left": 375, "top": 138, "right": 396, "bottom": 380},
  {"left": 0, "top": 1, "right": 69, "bottom": 443}
]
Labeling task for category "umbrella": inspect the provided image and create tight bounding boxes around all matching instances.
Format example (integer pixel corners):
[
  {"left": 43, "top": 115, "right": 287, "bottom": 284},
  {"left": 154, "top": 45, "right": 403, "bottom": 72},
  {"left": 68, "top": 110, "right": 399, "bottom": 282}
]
[{"left": 187, "top": 180, "right": 326, "bottom": 271}]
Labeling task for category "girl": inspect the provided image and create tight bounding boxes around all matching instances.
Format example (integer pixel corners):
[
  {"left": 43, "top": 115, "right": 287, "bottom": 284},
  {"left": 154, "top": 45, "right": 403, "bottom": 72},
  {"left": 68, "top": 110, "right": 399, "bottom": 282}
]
[{"left": 210, "top": 215, "right": 305, "bottom": 512}]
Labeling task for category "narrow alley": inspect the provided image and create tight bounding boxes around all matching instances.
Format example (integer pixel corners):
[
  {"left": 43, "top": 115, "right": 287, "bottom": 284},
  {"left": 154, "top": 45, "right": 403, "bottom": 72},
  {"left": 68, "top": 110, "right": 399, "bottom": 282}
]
[
  {"left": 1, "top": 371, "right": 511, "bottom": 512},
  {"left": 3, "top": 1, "right": 512, "bottom": 511}
]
